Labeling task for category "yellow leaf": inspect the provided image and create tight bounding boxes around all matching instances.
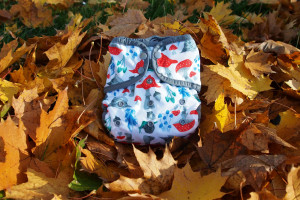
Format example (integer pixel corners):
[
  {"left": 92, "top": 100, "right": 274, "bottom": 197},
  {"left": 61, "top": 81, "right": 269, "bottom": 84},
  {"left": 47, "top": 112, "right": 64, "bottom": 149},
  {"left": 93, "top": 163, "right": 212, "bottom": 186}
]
[
  {"left": 209, "top": 52, "right": 272, "bottom": 99},
  {"left": 45, "top": 26, "right": 86, "bottom": 70},
  {"left": 5, "top": 168, "right": 71, "bottom": 200},
  {"left": 201, "top": 66, "right": 244, "bottom": 104},
  {"left": 0, "top": 39, "right": 35, "bottom": 74},
  {"left": 208, "top": 1, "right": 246, "bottom": 26},
  {"left": 284, "top": 166, "right": 300, "bottom": 200},
  {"left": 0, "top": 79, "right": 19, "bottom": 117},
  {"left": 0, "top": 117, "right": 29, "bottom": 190},
  {"left": 159, "top": 165, "right": 227, "bottom": 200},
  {"left": 215, "top": 93, "right": 231, "bottom": 132}
]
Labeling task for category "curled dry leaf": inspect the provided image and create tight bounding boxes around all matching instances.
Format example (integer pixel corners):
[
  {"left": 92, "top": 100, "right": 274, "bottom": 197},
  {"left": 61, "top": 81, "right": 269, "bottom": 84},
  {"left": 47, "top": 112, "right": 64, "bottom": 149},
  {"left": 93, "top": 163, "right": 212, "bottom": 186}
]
[{"left": 198, "top": 15, "right": 230, "bottom": 65}]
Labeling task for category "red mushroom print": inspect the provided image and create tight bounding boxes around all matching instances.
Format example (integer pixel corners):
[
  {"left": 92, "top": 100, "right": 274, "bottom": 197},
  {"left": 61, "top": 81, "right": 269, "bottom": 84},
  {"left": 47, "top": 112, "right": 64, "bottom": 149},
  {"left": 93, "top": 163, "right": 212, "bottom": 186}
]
[
  {"left": 136, "top": 75, "right": 160, "bottom": 90},
  {"left": 108, "top": 46, "right": 123, "bottom": 55},
  {"left": 129, "top": 60, "right": 144, "bottom": 74},
  {"left": 134, "top": 95, "right": 142, "bottom": 101},
  {"left": 122, "top": 88, "right": 130, "bottom": 93},
  {"left": 175, "top": 59, "right": 192, "bottom": 72},
  {"left": 189, "top": 71, "right": 196, "bottom": 77},
  {"left": 172, "top": 110, "right": 180, "bottom": 116},
  {"left": 107, "top": 74, "right": 110, "bottom": 79},
  {"left": 157, "top": 53, "right": 178, "bottom": 68},
  {"left": 190, "top": 110, "right": 198, "bottom": 115},
  {"left": 173, "top": 119, "right": 195, "bottom": 132},
  {"left": 117, "top": 136, "right": 126, "bottom": 140},
  {"left": 169, "top": 44, "right": 178, "bottom": 50}
]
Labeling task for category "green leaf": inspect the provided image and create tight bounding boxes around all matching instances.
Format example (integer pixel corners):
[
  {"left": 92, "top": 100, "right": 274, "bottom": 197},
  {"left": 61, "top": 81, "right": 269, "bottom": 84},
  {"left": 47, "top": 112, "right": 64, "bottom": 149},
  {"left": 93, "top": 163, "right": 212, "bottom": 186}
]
[
  {"left": 165, "top": 97, "right": 170, "bottom": 102},
  {"left": 68, "top": 170, "right": 102, "bottom": 192},
  {"left": 69, "top": 137, "right": 102, "bottom": 191},
  {"left": 0, "top": 190, "right": 5, "bottom": 198}
]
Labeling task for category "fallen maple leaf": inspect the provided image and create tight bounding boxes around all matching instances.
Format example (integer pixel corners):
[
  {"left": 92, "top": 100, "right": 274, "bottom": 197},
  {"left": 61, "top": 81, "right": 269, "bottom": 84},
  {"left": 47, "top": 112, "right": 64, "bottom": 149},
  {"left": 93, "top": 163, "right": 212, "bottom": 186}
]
[
  {"left": 207, "top": 1, "right": 246, "bottom": 26},
  {"left": 198, "top": 15, "right": 230, "bottom": 65},
  {"left": 0, "top": 79, "right": 19, "bottom": 117},
  {"left": 198, "top": 122, "right": 250, "bottom": 173},
  {"left": 80, "top": 148, "right": 119, "bottom": 182},
  {"left": 0, "top": 39, "right": 35, "bottom": 74},
  {"left": 33, "top": 87, "right": 69, "bottom": 158},
  {"left": 201, "top": 92, "right": 231, "bottom": 136},
  {"left": 222, "top": 155, "right": 286, "bottom": 191},
  {"left": 107, "top": 146, "right": 176, "bottom": 195},
  {"left": 104, "top": 9, "right": 147, "bottom": 37},
  {"left": 0, "top": 117, "right": 29, "bottom": 190},
  {"left": 284, "top": 166, "right": 300, "bottom": 200},
  {"left": 244, "top": 50, "right": 274, "bottom": 77},
  {"left": 45, "top": 25, "right": 87, "bottom": 70},
  {"left": 159, "top": 164, "right": 227, "bottom": 200},
  {"left": 10, "top": 0, "right": 53, "bottom": 28},
  {"left": 208, "top": 52, "right": 273, "bottom": 99},
  {"left": 5, "top": 168, "right": 71, "bottom": 200}
]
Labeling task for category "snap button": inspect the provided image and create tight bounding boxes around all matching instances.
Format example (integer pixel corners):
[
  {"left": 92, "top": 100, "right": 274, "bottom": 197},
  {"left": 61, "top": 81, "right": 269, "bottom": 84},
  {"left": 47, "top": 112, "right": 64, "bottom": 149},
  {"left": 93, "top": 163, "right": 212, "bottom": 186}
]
[
  {"left": 118, "top": 101, "right": 124, "bottom": 107},
  {"left": 138, "top": 67, "right": 145, "bottom": 74},
  {"left": 154, "top": 52, "right": 161, "bottom": 59},
  {"left": 148, "top": 100, "right": 154, "bottom": 106},
  {"left": 146, "top": 78, "right": 153, "bottom": 84},
  {"left": 179, "top": 119, "right": 186, "bottom": 125},
  {"left": 179, "top": 99, "right": 185, "bottom": 105},
  {"left": 147, "top": 121, "right": 154, "bottom": 127},
  {"left": 115, "top": 120, "right": 120, "bottom": 126},
  {"left": 140, "top": 52, "right": 147, "bottom": 60}
]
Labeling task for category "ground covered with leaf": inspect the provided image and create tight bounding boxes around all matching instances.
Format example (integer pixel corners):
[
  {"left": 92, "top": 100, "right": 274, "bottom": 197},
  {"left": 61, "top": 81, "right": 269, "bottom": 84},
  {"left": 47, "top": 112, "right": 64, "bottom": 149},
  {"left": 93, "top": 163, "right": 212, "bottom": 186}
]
[{"left": 0, "top": 0, "right": 300, "bottom": 199}]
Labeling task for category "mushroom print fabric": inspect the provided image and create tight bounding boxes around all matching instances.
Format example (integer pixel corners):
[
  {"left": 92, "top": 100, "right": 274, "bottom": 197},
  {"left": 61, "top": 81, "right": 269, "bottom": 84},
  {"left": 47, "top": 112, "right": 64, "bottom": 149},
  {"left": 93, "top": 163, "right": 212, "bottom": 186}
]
[{"left": 102, "top": 34, "right": 201, "bottom": 145}]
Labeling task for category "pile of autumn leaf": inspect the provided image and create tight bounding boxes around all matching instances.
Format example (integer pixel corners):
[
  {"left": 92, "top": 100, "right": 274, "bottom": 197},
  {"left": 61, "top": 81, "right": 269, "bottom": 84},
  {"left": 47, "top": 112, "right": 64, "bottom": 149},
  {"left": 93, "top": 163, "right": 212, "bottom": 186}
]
[{"left": 0, "top": 0, "right": 300, "bottom": 199}]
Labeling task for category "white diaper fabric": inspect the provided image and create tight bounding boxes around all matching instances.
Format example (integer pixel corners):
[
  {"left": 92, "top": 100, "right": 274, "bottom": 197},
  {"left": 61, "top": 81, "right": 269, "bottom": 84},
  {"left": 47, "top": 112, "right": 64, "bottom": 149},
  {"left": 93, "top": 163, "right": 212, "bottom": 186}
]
[{"left": 102, "top": 34, "right": 201, "bottom": 145}]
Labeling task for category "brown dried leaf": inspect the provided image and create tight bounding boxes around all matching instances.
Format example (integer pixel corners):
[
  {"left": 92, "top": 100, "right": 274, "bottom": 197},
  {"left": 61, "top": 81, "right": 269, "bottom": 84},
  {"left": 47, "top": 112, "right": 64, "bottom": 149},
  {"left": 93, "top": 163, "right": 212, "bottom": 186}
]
[
  {"left": 245, "top": 50, "right": 274, "bottom": 77},
  {"left": 104, "top": 9, "right": 147, "bottom": 37},
  {"left": 197, "top": 122, "right": 249, "bottom": 173},
  {"left": 10, "top": 0, "right": 53, "bottom": 28}
]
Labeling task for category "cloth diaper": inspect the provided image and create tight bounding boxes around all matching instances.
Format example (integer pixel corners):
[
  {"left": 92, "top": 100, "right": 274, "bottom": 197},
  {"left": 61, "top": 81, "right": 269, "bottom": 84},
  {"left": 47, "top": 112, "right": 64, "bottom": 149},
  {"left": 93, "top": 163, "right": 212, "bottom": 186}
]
[{"left": 102, "top": 34, "right": 201, "bottom": 145}]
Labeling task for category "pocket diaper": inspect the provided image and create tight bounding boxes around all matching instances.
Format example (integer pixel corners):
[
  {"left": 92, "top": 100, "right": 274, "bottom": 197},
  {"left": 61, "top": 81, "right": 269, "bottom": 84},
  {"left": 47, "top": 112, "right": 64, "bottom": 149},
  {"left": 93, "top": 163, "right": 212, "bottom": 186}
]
[{"left": 102, "top": 34, "right": 201, "bottom": 145}]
